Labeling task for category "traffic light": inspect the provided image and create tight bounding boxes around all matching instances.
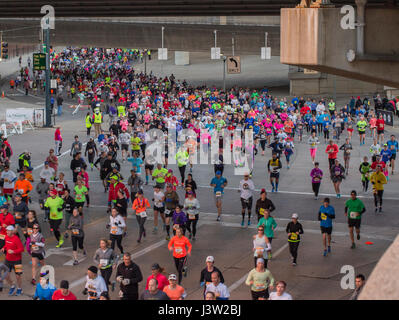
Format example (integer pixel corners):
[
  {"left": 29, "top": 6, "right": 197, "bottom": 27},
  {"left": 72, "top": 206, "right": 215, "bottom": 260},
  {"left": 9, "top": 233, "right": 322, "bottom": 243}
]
[{"left": 1, "top": 41, "right": 8, "bottom": 59}]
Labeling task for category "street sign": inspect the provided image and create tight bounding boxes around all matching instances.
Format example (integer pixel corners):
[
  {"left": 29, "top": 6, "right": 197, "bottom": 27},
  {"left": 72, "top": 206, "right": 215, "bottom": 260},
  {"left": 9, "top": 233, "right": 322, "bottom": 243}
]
[
  {"left": 227, "top": 56, "right": 241, "bottom": 74},
  {"left": 261, "top": 47, "right": 271, "bottom": 60},
  {"left": 33, "top": 53, "right": 46, "bottom": 70},
  {"left": 50, "top": 79, "right": 57, "bottom": 88},
  {"left": 211, "top": 47, "right": 221, "bottom": 60},
  {"left": 158, "top": 48, "right": 168, "bottom": 60}
]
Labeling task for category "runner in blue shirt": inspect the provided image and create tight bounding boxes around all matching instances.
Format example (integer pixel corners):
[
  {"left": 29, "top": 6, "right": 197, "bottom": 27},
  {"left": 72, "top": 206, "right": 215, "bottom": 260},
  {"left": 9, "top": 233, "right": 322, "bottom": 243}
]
[
  {"left": 210, "top": 171, "right": 228, "bottom": 222},
  {"left": 380, "top": 144, "right": 392, "bottom": 164},
  {"left": 386, "top": 135, "right": 398, "bottom": 174},
  {"left": 318, "top": 198, "right": 335, "bottom": 256},
  {"left": 127, "top": 151, "right": 143, "bottom": 174}
]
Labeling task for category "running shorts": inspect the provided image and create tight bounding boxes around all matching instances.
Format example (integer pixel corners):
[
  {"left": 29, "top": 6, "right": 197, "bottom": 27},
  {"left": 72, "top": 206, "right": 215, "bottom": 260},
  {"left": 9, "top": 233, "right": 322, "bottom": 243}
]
[
  {"left": 348, "top": 218, "right": 361, "bottom": 229},
  {"left": 320, "top": 226, "right": 332, "bottom": 235}
]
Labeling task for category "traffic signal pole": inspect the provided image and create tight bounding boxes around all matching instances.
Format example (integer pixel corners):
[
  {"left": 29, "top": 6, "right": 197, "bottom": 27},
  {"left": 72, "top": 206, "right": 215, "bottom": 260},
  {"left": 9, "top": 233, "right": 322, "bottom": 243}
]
[{"left": 44, "top": 28, "right": 52, "bottom": 127}]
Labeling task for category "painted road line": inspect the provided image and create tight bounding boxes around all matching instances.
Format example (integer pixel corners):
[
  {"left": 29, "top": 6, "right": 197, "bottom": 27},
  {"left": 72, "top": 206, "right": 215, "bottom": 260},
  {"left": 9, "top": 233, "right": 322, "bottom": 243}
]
[
  {"left": 70, "top": 239, "right": 166, "bottom": 289},
  {"left": 64, "top": 255, "right": 88, "bottom": 266},
  {"left": 228, "top": 243, "right": 288, "bottom": 293}
]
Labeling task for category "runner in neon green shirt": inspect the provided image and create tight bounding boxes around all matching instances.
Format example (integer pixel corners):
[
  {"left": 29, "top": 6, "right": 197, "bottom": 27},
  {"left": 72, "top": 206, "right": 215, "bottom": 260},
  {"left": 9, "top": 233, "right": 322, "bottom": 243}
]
[{"left": 44, "top": 190, "right": 65, "bottom": 247}]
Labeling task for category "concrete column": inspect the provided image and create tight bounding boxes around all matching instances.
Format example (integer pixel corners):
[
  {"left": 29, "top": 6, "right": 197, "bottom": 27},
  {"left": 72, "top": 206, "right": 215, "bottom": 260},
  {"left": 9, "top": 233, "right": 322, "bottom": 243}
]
[
  {"left": 175, "top": 51, "right": 189, "bottom": 65},
  {"left": 355, "top": 0, "right": 368, "bottom": 56}
]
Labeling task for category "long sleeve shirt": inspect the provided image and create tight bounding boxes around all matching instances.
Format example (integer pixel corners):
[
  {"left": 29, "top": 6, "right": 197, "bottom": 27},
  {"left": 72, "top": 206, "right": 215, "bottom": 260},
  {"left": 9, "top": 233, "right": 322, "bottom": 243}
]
[
  {"left": 245, "top": 268, "right": 275, "bottom": 292},
  {"left": 239, "top": 179, "right": 255, "bottom": 200}
]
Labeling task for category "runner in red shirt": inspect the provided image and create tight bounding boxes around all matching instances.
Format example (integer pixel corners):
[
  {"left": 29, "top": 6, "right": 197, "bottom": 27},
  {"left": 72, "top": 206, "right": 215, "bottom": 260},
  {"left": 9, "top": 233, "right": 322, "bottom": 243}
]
[
  {"left": 2, "top": 225, "right": 24, "bottom": 296},
  {"left": 52, "top": 280, "right": 77, "bottom": 300},
  {"left": 325, "top": 140, "right": 339, "bottom": 168},
  {"left": 0, "top": 204, "right": 15, "bottom": 249},
  {"left": 145, "top": 263, "right": 169, "bottom": 291},
  {"left": 376, "top": 114, "right": 385, "bottom": 144}
]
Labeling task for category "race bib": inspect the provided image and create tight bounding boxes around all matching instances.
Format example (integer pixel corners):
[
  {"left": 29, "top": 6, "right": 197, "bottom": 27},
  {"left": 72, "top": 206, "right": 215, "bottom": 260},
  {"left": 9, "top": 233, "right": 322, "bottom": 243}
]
[
  {"left": 165, "top": 209, "right": 171, "bottom": 215},
  {"left": 175, "top": 248, "right": 183, "bottom": 254},
  {"left": 76, "top": 194, "right": 83, "bottom": 201},
  {"left": 259, "top": 208, "right": 265, "bottom": 216},
  {"left": 100, "top": 259, "right": 109, "bottom": 267},
  {"left": 313, "top": 177, "right": 320, "bottom": 182},
  {"left": 290, "top": 233, "right": 298, "bottom": 240},
  {"left": 31, "top": 244, "right": 39, "bottom": 251},
  {"left": 0, "top": 234, "right": 5, "bottom": 240},
  {"left": 254, "top": 282, "right": 266, "bottom": 290},
  {"left": 320, "top": 213, "right": 327, "bottom": 221},
  {"left": 72, "top": 229, "right": 80, "bottom": 235},
  {"left": 27, "top": 228, "right": 33, "bottom": 236},
  {"left": 50, "top": 212, "right": 58, "bottom": 219},
  {"left": 111, "top": 226, "right": 118, "bottom": 234},
  {"left": 18, "top": 189, "right": 24, "bottom": 194},
  {"left": 188, "top": 214, "right": 196, "bottom": 220},
  {"left": 215, "top": 191, "right": 222, "bottom": 197},
  {"left": 15, "top": 212, "right": 22, "bottom": 219},
  {"left": 256, "top": 247, "right": 264, "bottom": 257},
  {"left": 88, "top": 149, "right": 93, "bottom": 153},
  {"left": 349, "top": 212, "right": 358, "bottom": 219},
  {"left": 76, "top": 167, "right": 81, "bottom": 172},
  {"left": 140, "top": 211, "right": 147, "bottom": 218}
]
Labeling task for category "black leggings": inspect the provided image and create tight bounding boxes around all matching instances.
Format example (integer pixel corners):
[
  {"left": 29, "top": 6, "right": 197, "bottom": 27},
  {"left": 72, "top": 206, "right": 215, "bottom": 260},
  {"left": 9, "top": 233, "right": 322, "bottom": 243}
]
[
  {"left": 101, "top": 267, "right": 113, "bottom": 289},
  {"left": 373, "top": 190, "right": 383, "bottom": 207},
  {"left": 71, "top": 235, "right": 84, "bottom": 251},
  {"left": 289, "top": 241, "right": 299, "bottom": 263},
  {"left": 174, "top": 256, "right": 186, "bottom": 284},
  {"left": 49, "top": 219, "right": 62, "bottom": 241},
  {"left": 312, "top": 182, "right": 321, "bottom": 196},
  {"left": 186, "top": 216, "right": 198, "bottom": 237},
  {"left": 362, "top": 179, "right": 369, "bottom": 191},
  {"left": 110, "top": 234, "right": 124, "bottom": 254},
  {"left": 260, "top": 140, "right": 266, "bottom": 151},
  {"left": 323, "top": 130, "right": 329, "bottom": 140},
  {"left": 178, "top": 165, "right": 186, "bottom": 184},
  {"left": 136, "top": 215, "right": 147, "bottom": 239}
]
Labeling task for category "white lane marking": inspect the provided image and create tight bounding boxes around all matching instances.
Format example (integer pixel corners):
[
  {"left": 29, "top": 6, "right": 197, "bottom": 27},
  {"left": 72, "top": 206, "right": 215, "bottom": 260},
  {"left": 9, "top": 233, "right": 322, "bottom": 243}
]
[
  {"left": 228, "top": 243, "right": 288, "bottom": 293},
  {"left": 33, "top": 149, "right": 73, "bottom": 170},
  {"left": 45, "top": 247, "right": 73, "bottom": 259},
  {"left": 70, "top": 239, "right": 166, "bottom": 289}
]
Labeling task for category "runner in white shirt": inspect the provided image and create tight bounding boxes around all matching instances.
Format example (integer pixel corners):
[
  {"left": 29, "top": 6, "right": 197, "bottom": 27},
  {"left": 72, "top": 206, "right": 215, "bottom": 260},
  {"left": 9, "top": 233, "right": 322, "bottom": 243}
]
[
  {"left": 269, "top": 281, "right": 293, "bottom": 300},
  {"left": 205, "top": 272, "right": 230, "bottom": 300},
  {"left": 1, "top": 166, "right": 17, "bottom": 198},
  {"left": 153, "top": 185, "right": 166, "bottom": 233},
  {"left": 239, "top": 173, "right": 255, "bottom": 227},
  {"left": 39, "top": 162, "right": 56, "bottom": 184},
  {"left": 84, "top": 266, "right": 108, "bottom": 300}
]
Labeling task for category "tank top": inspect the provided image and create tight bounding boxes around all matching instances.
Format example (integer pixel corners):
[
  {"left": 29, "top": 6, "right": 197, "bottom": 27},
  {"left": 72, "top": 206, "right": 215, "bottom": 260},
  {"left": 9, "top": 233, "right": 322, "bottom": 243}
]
[{"left": 253, "top": 235, "right": 268, "bottom": 258}]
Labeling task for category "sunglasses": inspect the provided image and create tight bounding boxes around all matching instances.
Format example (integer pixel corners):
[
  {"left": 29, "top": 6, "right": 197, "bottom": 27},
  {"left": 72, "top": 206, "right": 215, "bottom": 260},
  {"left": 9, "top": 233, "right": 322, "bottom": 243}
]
[{"left": 33, "top": 227, "right": 39, "bottom": 229}]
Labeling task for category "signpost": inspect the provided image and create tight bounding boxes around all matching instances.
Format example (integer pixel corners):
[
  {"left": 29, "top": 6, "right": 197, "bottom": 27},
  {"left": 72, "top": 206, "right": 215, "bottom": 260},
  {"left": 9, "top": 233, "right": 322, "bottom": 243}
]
[
  {"left": 227, "top": 56, "right": 241, "bottom": 74},
  {"left": 33, "top": 53, "right": 46, "bottom": 70}
]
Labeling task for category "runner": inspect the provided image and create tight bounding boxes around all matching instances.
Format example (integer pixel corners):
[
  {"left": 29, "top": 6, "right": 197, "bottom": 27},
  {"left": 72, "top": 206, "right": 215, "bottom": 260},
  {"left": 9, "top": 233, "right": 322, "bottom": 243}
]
[
  {"left": 176, "top": 148, "right": 189, "bottom": 186},
  {"left": 52, "top": 280, "right": 77, "bottom": 300},
  {"left": 210, "top": 171, "right": 227, "bottom": 221},
  {"left": 14, "top": 173, "right": 33, "bottom": 204},
  {"left": 376, "top": 113, "right": 385, "bottom": 144},
  {"left": 387, "top": 135, "right": 398, "bottom": 175},
  {"left": 67, "top": 207, "right": 86, "bottom": 265},
  {"left": 12, "top": 193, "right": 28, "bottom": 240},
  {"left": 85, "top": 137, "right": 98, "bottom": 170},
  {"left": 145, "top": 263, "right": 169, "bottom": 291},
  {"left": 152, "top": 163, "right": 168, "bottom": 189},
  {"left": 140, "top": 278, "right": 170, "bottom": 300},
  {"left": 245, "top": 258, "right": 275, "bottom": 300},
  {"left": 44, "top": 189, "right": 65, "bottom": 248},
  {"left": 307, "top": 131, "right": 319, "bottom": 163},
  {"left": 132, "top": 190, "right": 150, "bottom": 243},
  {"left": 359, "top": 156, "right": 371, "bottom": 192},
  {"left": 83, "top": 266, "right": 107, "bottom": 300},
  {"left": 356, "top": 116, "right": 368, "bottom": 145},
  {"left": 1, "top": 165, "right": 16, "bottom": 201},
  {"left": 74, "top": 177, "right": 88, "bottom": 215},
  {"left": 199, "top": 256, "right": 225, "bottom": 296},
  {"left": 164, "top": 183, "right": 179, "bottom": 240},
  {"left": 152, "top": 184, "right": 166, "bottom": 234},
  {"left": 370, "top": 165, "right": 387, "bottom": 213},
  {"left": 339, "top": 138, "right": 353, "bottom": 174},
  {"left": 330, "top": 159, "right": 345, "bottom": 198},
  {"left": 269, "top": 281, "right": 293, "bottom": 300},
  {"left": 107, "top": 207, "right": 125, "bottom": 254},
  {"left": 257, "top": 209, "right": 277, "bottom": 259},
  {"left": 205, "top": 271, "right": 230, "bottom": 300},
  {"left": 318, "top": 198, "right": 335, "bottom": 256},
  {"left": 239, "top": 173, "right": 255, "bottom": 226},
  {"left": 163, "top": 274, "right": 187, "bottom": 300},
  {"left": 93, "top": 239, "right": 118, "bottom": 292},
  {"left": 325, "top": 140, "right": 339, "bottom": 169},
  {"left": 168, "top": 227, "right": 192, "bottom": 285},
  {"left": 255, "top": 189, "right": 276, "bottom": 222},
  {"left": 345, "top": 190, "right": 366, "bottom": 249},
  {"left": 115, "top": 252, "right": 143, "bottom": 300},
  {"left": 172, "top": 205, "right": 188, "bottom": 236},
  {"left": 267, "top": 153, "right": 282, "bottom": 192},
  {"left": 2, "top": 225, "right": 24, "bottom": 296},
  {"left": 252, "top": 226, "right": 271, "bottom": 268},
  {"left": 286, "top": 213, "right": 304, "bottom": 266},
  {"left": 184, "top": 191, "right": 200, "bottom": 240}
]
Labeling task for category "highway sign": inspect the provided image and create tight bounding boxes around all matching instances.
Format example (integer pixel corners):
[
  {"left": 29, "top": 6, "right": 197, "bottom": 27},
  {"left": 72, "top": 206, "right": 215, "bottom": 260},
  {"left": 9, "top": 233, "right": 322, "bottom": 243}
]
[
  {"left": 227, "top": 56, "right": 241, "bottom": 74},
  {"left": 33, "top": 53, "right": 46, "bottom": 70},
  {"left": 158, "top": 48, "right": 168, "bottom": 60},
  {"left": 261, "top": 47, "right": 271, "bottom": 60},
  {"left": 211, "top": 47, "right": 221, "bottom": 60}
]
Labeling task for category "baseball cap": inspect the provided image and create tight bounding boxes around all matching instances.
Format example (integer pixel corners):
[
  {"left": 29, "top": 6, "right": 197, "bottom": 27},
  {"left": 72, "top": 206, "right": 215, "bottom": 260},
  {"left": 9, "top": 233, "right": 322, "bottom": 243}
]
[
  {"left": 256, "top": 258, "right": 265, "bottom": 265},
  {"left": 260, "top": 188, "right": 266, "bottom": 194},
  {"left": 292, "top": 213, "right": 299, "bottom": 219},
  {"left": 151, "top": 263, "right": 160, "bottom": 270},
  {"left": 6, "top": 225, "right": 15, "bottom": 231},
  {"left": 215, "top": 171, "right": 221, "bottom": 176},
  {"left": 168, "top": 274, "right": 177, "bottom": 280},
  {"left": 50, "top": 189, "right": 58, "bottom": 196},
  {"left": 206, "top": 256, "right": 214, "bottom": 263}
]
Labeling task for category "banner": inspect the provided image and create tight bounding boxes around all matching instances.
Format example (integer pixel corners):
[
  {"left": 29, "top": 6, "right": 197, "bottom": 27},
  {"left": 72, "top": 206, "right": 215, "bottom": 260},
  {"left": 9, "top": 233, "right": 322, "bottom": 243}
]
[
  {"left": 375, "top": 110, "right": 394, "bottom": 126},
  {"left": 6, "top": 108, "right": 34, "bottom": 123}
]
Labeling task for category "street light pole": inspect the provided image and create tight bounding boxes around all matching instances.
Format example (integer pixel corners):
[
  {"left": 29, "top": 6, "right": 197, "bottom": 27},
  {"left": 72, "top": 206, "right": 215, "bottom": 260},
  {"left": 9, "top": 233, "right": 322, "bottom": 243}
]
[
  {"left": 44, "top": 28, "right": 51, "bottom": 127},
  {"left": 144, "top": 49, "right": 147, "bottom": 75},
  {"left": 222, "top": 55, "right": 226, "bottom": 92}
]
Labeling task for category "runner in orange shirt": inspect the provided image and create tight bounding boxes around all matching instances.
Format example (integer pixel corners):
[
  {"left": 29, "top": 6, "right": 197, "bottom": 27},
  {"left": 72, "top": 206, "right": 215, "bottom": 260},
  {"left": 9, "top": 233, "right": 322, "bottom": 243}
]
[
  {"left": 168, "top": 227, "right": 192, "bottom": 284},
  {"left": 163, "top": 274, "right": 187, "bottom": 300},
  {"left": 132, "top": 190, "right": 150, "bottom": 243},
  {"left": 14, "top": 173, "right": 33, "bottom": 204}
]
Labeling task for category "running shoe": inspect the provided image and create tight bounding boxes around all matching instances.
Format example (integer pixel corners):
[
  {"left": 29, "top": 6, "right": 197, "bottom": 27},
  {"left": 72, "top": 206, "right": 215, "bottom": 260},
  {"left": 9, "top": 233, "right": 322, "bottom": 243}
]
[
  {"left": 323, "top": 250, "right": 327, "bottom": 257},
  {"left": 152, "top": 227, "right": 157, "bottom": 234},
  {"left": 216, "top": 216, "right": 221, "bottom": 222},
  {"left": 357, "top": 234, "right": 360, "bottom": 240},
  {"left": 379, "top": 207, "right": 382, "bottom": 213},
  {"left": 15, "top": 288, "right": 22, "bottom": 296},
  {"left": 351, "top": 243, "right": 356, "bottom": 249},
  {"left": 375, "top": 207, "right": 378, "bottom": 213},
  {"left": 137, "top": 238, "right": 141, "bottom": 243},
  {"left": 192, "top": 236, "right": 196, "bottom": 241},
  {"left": 83, "top": 250, "right": 87, "bottom": 256},
  {"left": 271, "top": 187, "right": 275, "bottom": 192},
  {"left": 73, "top": 260, "right": 79, "bottom": 266},
  {"left": 241, "top": 220, "right": 244, "bottom": 227},
  {"left": 292, "top": 262, "right": 297, "bottom": 266},
  {"left": 56, "top": 239, "right": 64, "bottom": 248},
  {"left": 8, "top": 286, "right": 16, "bottom": 296},
  {"left": 328, "top": 246, "right": 331, "bottom": 253},
  {"left": 31, "top": 279, "right": 36, "bottom": 285},
  {"left": 183, "top": 266, "right": 188, "bottom": 277},
  {"left": 248, "top": 220, "right": 251, "bottom": 226}
]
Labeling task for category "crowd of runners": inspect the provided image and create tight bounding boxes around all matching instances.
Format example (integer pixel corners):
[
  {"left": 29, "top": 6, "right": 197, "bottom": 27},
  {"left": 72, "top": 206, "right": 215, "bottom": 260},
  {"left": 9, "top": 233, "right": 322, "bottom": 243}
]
[{"left": 0, "top": 47, "right": 396, "bottom": 300}]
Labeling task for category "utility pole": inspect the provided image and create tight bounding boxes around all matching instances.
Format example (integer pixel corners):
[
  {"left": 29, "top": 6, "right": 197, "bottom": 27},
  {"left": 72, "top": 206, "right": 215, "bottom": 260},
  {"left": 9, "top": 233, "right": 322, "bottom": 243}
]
[{"left": 44, "top": 28, "right": 51, "bottom": 127}]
